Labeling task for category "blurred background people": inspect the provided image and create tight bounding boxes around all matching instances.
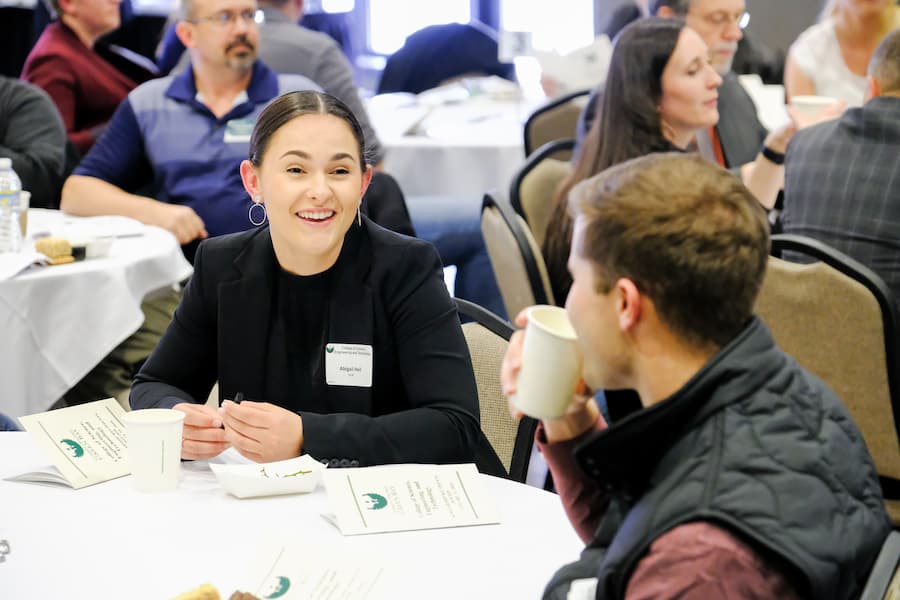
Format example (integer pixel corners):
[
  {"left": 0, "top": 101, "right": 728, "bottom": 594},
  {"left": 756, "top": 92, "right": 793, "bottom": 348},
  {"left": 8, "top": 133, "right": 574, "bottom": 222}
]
[
  {"left": 781, "top": 30, "right": 900, "bottom": 306},
  {"left": 21, "top": 0, "right": 142, "bottom": 155},
  {"left": 0, "top": 76, "right": 66, "bottom": 208},
  {"left": 577, "top": 1, "right": 795, "bottom": 216},
  {"left": 785, "top": 0, "right": 900, "bottom": 106}
]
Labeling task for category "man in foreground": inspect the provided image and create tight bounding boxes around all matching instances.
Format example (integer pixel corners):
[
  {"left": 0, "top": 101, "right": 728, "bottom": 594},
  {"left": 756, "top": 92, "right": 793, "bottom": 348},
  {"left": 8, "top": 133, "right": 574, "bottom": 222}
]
[{"left": 502, "top": 153, "right": 889, "bottom": 598}]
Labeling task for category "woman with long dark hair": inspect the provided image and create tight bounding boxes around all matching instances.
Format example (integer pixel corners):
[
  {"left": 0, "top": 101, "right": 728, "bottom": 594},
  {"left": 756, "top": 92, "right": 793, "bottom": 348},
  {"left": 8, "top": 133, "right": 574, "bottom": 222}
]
[{"left": 543, "top": 17, "right": 721, "bottom": 302}]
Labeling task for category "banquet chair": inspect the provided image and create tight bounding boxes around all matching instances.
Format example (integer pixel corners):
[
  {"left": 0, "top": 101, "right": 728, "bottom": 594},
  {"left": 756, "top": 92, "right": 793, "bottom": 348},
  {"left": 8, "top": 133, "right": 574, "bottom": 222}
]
[
  {"left": 755, "top": 234, "right": 900, "bottom": 525},
  {"left": 861, "top": 531, "right": 900, "bottom": 600},
  {"left": 455, "top": 298, "right": 537, "bottom": 483},
  {"left": 509, "top": 138, "right": 575, "bottom": 247},
  {"left": 481, "top": 191, "right": 555, "bottom": 319},
  {"left": 523, "top": 88, "right": 590, "bottom": 157}
]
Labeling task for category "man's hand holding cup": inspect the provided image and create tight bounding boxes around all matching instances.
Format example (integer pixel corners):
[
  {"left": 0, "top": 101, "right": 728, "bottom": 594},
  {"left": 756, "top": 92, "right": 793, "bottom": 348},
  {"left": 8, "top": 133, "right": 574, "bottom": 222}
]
[{"left": 501, "top": 305, "right": 600, "bottom": 443}]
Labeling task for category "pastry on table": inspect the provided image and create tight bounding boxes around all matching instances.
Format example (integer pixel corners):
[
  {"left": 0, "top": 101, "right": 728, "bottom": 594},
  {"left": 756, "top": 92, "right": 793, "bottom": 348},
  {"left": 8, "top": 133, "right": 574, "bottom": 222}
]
[
  {"left": 171, "top": 584, "right": 259, "bottom": 600},
  {"left": 34, "top": 237, "right": 75, "bottom": 265}
]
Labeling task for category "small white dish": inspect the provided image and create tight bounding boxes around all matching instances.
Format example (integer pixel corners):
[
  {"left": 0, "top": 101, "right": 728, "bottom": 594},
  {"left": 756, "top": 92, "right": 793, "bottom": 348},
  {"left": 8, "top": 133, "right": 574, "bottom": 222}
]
[
  {"left": 85, "top": 237, "right": 113, "bottom": 259},
  {"left": 790, "top": 95, "right": 839, "bottom": 118},
  {"left": 210, "top": 455, "right": 326, "bottom": 499}
]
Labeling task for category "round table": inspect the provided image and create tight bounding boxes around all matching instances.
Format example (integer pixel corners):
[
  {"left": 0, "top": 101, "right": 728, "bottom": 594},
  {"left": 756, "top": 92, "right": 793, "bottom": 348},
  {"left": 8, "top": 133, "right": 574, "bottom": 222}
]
[
  {"left": 0, "top": 432, "right": 584, "bottom": 599},
  {"left": 0, "top": 210, "right": 193, "bottom": 419}
]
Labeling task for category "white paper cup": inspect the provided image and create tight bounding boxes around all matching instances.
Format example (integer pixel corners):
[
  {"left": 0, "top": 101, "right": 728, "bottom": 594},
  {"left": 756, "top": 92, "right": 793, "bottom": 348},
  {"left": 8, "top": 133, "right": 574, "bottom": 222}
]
[
  {"left": 513, "top": 305, "right": 581, "bottom": 420},
  {"left": 790, "top": 95, "right": 838, "bottom": 118},
  {"left": 123, "top": 409, "right": 185, "bottom": 492}
]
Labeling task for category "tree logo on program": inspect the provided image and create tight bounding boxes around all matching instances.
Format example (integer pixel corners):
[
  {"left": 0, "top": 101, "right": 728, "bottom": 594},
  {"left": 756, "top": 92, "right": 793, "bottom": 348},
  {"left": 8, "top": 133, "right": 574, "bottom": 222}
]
[
  {"left": 59, "top": 438, "right": 84, "bottom": 458},
  {"left": 361, "top": 492, "right": 388, "bottom": 510}
]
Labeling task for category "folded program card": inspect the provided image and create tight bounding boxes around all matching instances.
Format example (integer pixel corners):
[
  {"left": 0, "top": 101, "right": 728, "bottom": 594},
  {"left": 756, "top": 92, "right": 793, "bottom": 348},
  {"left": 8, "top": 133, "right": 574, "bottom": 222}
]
[
  {"left": 243, "top": 541, "right": 388, "bottom": 600},
  {"left": 8, "top": 398, "right": 129, "bottom": 489},
  {"left": 322, "top": 463, "right": 500, "bottom": 536},
  {"left": 210, "top": 455, "right": 326, "bottom": 499}
]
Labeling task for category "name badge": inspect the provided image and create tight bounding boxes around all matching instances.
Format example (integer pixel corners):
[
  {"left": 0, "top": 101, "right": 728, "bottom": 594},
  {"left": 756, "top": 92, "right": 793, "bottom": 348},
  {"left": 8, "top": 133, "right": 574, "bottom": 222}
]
[
  {"left": 223, "top": 117, "right": 255, "bottom": 143},
  {"left": 325, "top": 343, "right": 373, "bottom": 388}
]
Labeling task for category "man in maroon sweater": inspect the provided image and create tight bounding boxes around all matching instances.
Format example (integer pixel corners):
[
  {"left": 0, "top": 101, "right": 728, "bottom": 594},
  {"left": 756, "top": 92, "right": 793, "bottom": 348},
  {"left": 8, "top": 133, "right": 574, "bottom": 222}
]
[
  {"left": 22, "top": 0, "right": 137, "bottom": 155},
  {"left": 501, "top": 153, "right": 889, "bottom": 599}
]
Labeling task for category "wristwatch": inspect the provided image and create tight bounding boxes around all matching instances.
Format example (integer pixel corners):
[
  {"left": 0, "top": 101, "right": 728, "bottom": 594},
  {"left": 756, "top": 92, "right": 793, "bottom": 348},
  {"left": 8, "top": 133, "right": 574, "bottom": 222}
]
[{"left": 761, "top": 145, "right": 785, "bottom": 165}]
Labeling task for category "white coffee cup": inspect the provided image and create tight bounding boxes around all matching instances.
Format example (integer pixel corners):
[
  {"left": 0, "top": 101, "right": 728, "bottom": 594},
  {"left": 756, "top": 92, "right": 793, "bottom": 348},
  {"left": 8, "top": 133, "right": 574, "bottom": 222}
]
[
  {"left": 513, "top": 305, "right": 581, "bottom": 420},
  {"left": 789, "top": 95, "right": 839, "bottom": 119},
  {"left": 123, "top": 409, "right": 185, "bottom": 492}
]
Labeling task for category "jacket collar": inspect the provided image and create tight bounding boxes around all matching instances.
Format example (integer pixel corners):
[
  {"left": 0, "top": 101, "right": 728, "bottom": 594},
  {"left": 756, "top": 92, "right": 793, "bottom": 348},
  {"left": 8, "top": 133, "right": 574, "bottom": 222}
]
[
  {"left": 575, "top": 317, "right": 784, "bottom": 493},
  {"left": 229, "top": 219, "right": 371, "bottom": 283}
]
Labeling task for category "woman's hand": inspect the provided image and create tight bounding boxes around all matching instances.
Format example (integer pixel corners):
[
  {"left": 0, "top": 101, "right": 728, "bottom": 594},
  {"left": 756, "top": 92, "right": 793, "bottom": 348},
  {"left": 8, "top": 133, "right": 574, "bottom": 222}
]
[
  {"left": 219, "top": 400, "right": 304, "bottom": 463},
  {"left": 173, "top": 403, "right": 230, "bottom": 460}
]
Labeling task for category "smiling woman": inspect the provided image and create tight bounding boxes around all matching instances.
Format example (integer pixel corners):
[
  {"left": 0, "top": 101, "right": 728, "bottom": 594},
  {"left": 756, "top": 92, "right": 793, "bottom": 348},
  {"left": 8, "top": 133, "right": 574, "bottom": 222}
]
[
  {"left": 239, "top": 91, "right": 371, "bottom": 275},
  {"left": 130, "top": 91, "right": 500, "bottom": 474}
]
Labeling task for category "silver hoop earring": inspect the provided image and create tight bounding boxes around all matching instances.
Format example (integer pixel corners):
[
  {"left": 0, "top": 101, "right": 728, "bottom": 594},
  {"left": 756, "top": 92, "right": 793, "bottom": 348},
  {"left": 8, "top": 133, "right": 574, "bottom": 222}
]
[
  {"left": 248, "top": 198, "right": 267, "bottom": 226},
  {"left": 357, "top": 205, "right": 362, "bottom": 227}
]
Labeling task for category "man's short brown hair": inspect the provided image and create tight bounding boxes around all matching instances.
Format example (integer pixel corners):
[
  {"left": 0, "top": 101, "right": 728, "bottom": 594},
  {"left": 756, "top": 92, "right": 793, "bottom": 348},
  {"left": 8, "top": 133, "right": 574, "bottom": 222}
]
[{"left": 569, "top": 153, "right": 769, "bottom": 350}]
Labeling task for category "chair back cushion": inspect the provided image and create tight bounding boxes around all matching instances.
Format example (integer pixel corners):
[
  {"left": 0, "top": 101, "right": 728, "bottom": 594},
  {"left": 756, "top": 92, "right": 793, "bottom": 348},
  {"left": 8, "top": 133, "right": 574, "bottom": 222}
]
[
  {"left": 755, "top": 256, "right": 900, "bottom": 479},
  {"left": 525, "top": 95, "right": 588, "bottom": 157},
  {"left": 519, "top": 157, "right": 572, "bottom": 247},
  {"left": 461, "top": 322, "right": 519, "bottom": 473},
  {"left": 481, "top": 205, "right": 539, "bottom": 318}
]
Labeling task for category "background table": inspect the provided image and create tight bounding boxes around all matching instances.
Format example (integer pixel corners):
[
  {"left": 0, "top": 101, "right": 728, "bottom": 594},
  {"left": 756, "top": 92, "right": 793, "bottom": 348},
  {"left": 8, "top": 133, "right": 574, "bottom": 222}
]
[
  {"left": 0, "top": 210, "right": 193, "bottom": 419},
  {"left": 0, "top": 433, "right": 583, "bottom": 599},
  {"left": 368, "top": 87, "right": 540, "bottom": 197}
]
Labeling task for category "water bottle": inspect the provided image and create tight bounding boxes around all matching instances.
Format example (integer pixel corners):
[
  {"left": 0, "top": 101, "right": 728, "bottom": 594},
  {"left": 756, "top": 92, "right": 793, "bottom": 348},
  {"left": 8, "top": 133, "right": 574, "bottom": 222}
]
[{"left": 0, "top": 157, "right": 22, "bottom": 253}]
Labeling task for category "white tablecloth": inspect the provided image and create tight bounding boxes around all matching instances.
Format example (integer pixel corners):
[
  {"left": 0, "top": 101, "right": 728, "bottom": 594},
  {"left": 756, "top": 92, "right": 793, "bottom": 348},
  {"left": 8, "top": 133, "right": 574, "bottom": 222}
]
[
  {"left": 0, "top": 210, "right": 193, "bottom": 418},
  {"left": 0, "top": 432, "right": 584, "bottom": 599},
  {"left": 368, "top": 91, "right": 539, "bottom": 198}
]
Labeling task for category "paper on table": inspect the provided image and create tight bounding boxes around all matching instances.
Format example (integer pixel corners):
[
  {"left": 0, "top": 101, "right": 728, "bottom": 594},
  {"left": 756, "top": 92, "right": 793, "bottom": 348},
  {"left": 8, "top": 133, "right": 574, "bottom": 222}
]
[
  {"left": 322, "top": 463, "right": 500, "bottom": 536},
  {"left": 534, "top": 36, "right": 613, "bottom": 94},
  {"left": 0, "top": 250, "right": 48, "bottom": 281},
  {"left": 7, "top": 398, "right": 129, "bottom": 489},
  {"left": 34, "top": 215, "right": 147, "bottom": 240},
  {"left": 243, "top": 541, "right": 389, "bottom": 600},
  {"left": 210, "top": 455, "right": 326, "bottom": 499}
]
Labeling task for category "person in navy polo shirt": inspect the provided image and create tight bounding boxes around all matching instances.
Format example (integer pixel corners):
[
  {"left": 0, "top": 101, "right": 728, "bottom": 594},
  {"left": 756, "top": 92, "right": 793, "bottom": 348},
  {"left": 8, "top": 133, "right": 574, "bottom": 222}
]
[
  {"left": 54, "top": 0, "right": 319, "bottom": 409},
  {"left": 61, "top": 0, "right": 319, "bottom": 257}
]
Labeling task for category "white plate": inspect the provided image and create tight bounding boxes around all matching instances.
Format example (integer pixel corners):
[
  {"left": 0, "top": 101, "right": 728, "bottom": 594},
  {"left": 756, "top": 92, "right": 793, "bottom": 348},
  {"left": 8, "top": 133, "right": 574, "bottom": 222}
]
[{"left": 209, "top": 454, "right": 326, "bottom": 499}]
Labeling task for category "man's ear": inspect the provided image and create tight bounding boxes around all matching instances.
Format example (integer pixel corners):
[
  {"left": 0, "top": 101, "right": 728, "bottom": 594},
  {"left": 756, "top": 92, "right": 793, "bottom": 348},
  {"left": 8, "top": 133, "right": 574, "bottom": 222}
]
[
  {"left": 175, "top": 20, "right": 195, "bottom": 49},
  {"left": 240, "top": 160, "right": 260, "bottom": 200},
  {"left": 615, "top": 278, "right": 642, "bottom": 332},
  {"left": 865, "top": 75, "right": 880, "bottom": 103}
]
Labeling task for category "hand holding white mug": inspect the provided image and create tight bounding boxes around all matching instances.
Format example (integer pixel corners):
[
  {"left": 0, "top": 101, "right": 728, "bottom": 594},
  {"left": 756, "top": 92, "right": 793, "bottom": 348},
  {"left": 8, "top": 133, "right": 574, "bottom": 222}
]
[{"left": 501, "top": 307, "right": 600, "bottom": 442}]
